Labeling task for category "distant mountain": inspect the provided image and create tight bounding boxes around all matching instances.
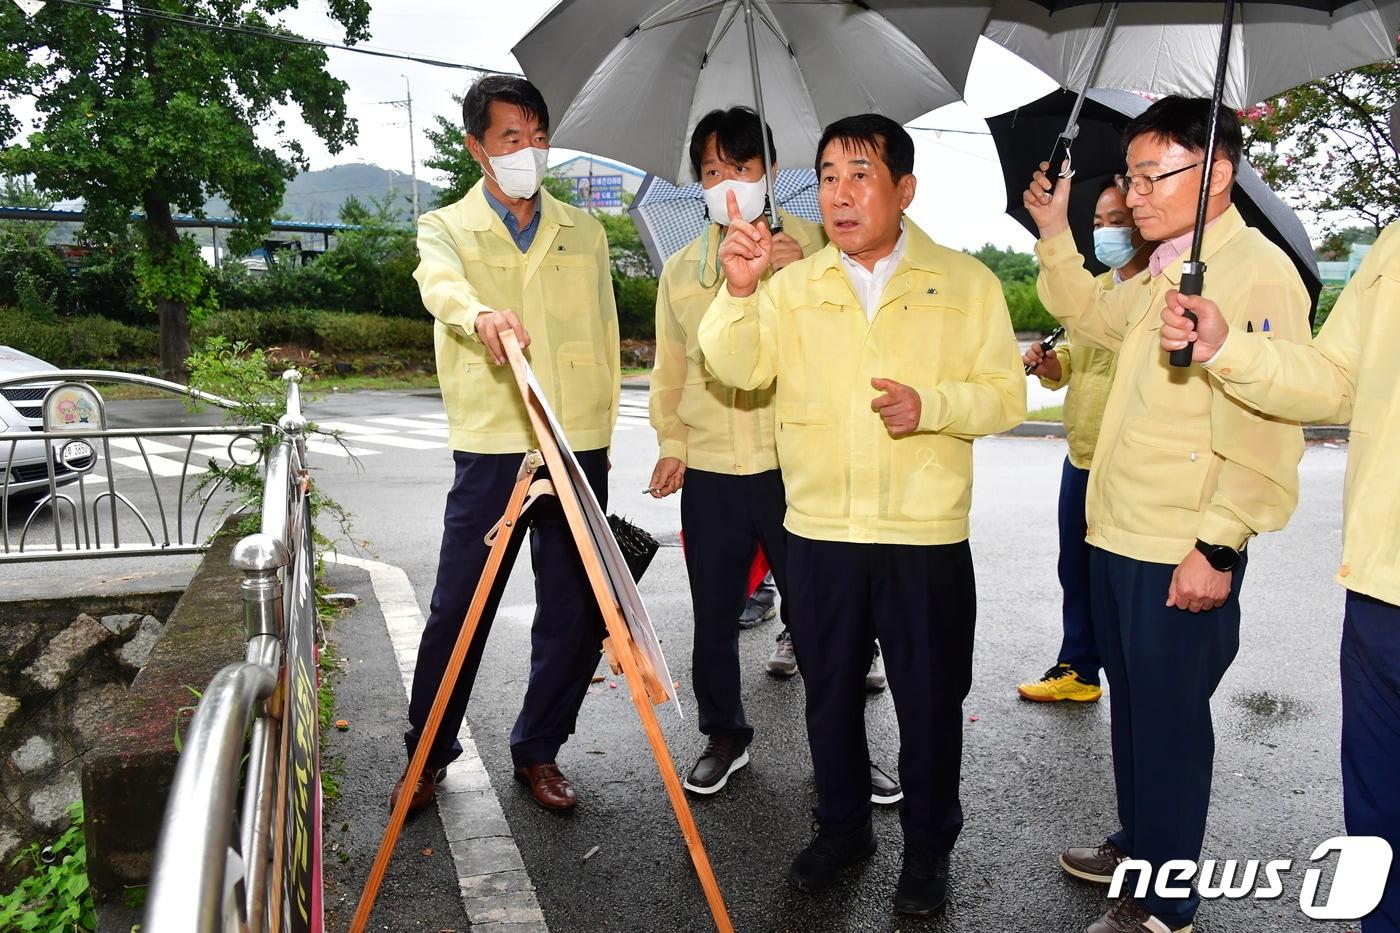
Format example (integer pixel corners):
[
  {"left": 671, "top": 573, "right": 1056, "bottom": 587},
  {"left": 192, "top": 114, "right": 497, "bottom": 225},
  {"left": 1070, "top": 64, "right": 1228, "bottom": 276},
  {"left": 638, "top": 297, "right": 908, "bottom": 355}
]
[{"left": 203, "top": 163, "right": 444, "bottom": 223}]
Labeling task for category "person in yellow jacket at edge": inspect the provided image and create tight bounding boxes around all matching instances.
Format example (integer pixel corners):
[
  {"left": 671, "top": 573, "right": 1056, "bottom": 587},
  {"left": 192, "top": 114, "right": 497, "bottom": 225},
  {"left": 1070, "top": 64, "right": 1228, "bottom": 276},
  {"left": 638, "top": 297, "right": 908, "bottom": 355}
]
[
  {"left": 646, "top": 106, "right": 901, "bottom": 806},
  {"left": 1159, "top": 150, "right": 1400, "bottom": 931},
  {"left": 394, "top": 76, "right": 620, "bottom": 818},
  {"left": 1018, "top": 180, "right": 1154, "bottom": 704},
  {"left": 700, "top": 114, "right": 1025, "bottom": 918},
  {"left": 1023, "top": 96, "right": 1308, "bottom": 933}
]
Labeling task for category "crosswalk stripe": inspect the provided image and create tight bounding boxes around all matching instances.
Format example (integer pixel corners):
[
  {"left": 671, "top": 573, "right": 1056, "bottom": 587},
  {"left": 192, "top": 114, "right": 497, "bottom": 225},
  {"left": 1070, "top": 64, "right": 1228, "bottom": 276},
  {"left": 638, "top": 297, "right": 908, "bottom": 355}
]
[
  {"left": 329, "top": 433, "right": 444, "bottom": 450},
  {"left": 305, "top": 438, "right": 380, "bottom": 458},
  {"left": 366, "top": 417, "right": 452, "bottom": 433}
]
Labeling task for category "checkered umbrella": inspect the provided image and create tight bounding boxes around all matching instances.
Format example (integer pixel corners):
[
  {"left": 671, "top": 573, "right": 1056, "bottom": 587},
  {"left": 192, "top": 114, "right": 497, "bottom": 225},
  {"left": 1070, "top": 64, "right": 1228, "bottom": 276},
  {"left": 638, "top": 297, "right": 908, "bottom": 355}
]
[{"left": 628, "top": 168, "right": 822, "bottom": 272}]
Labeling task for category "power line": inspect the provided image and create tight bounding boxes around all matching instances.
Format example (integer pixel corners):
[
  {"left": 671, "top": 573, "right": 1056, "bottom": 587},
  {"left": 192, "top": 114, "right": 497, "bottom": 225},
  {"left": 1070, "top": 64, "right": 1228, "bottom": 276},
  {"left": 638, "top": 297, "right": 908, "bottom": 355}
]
[
  {"left": 908, "top": 125, "right": 992, "bottom": 136},
  {"left": 45, "top": 0, "right": 521, "bottom": 74}
]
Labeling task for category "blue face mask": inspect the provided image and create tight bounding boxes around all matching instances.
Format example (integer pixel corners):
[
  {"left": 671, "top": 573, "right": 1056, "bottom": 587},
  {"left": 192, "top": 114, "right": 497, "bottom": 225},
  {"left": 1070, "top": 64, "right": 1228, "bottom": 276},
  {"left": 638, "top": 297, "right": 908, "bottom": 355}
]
[{"left": 1093, "top": 225, "right": 1138, "bottom": 269}]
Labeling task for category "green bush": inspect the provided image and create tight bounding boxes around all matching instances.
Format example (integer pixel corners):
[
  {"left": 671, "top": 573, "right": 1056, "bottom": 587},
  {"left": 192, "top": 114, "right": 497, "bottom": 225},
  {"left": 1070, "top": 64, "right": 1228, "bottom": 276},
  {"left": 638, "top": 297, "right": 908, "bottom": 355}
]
[
  {"left": 0, "top": 309, "right": 157, "bottom": 367},
  {"left": 613, "top": 274, "right": 657, "bottom": 340},
  {"left": 1312, "top": 284, "right": 1343, "bottom": 336},
  {"left": 1003, "top": 279, "right": 1057, "bottom": 332},
  {"left": 193, "top": 308, "right": 433, "bottom": 354}
]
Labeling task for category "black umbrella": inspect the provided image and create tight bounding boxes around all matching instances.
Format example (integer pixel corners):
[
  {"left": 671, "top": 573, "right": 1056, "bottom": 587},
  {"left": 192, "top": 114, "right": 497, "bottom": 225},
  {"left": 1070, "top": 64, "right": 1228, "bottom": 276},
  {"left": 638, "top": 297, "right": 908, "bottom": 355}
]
[
  {"left": 987, "top": 0, "right": 1399, "bottom": 362},
  {"left": 987, "top": 86, "right": 1324, "bottom": 321}
]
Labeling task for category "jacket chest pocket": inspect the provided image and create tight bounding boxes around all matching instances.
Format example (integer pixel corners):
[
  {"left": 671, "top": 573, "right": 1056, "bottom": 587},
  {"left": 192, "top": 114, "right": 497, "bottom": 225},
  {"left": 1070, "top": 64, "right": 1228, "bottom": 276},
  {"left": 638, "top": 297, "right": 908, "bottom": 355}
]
[
  {"left": 886, "top": 302, "right": 974, "bottom": 380},
  {"left": 541, "top": 256, "right": 600, "bottom": 319}
]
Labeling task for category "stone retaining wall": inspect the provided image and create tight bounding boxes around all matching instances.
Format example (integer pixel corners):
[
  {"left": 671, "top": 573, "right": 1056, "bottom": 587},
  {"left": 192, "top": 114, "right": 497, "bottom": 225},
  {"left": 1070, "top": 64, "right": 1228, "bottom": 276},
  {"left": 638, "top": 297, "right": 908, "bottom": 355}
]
[{"left": 0, "top": 591, "right": 179, "bottom": 888}]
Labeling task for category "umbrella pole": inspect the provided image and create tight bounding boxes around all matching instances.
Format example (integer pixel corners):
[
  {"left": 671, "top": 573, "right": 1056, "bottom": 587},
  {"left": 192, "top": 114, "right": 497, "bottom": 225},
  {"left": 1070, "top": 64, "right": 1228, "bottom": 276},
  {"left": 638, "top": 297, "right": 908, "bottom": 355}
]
[
  {"left": 1170, "top": 0, "right": 1238, "bottom": 367},
  {"left": 741, "top": 0, "right": 783, "bottom": 232},
  {"left": 1048, "top": 1, "right": 1121, "bottom": 177}
]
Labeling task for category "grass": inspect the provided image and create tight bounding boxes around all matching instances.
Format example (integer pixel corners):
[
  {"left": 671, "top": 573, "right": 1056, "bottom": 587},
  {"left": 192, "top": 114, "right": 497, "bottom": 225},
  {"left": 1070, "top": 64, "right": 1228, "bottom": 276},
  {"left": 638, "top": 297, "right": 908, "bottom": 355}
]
[{"left": 1027, "top": 405, "right": 1064, "bottom": 422}]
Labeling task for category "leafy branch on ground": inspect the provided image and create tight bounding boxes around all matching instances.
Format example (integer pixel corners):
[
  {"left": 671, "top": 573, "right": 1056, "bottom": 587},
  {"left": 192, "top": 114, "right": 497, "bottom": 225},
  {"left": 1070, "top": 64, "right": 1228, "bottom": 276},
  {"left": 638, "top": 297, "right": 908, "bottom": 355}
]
[{"left": 0, "top": 803, "right": 95, "bottom": 933}]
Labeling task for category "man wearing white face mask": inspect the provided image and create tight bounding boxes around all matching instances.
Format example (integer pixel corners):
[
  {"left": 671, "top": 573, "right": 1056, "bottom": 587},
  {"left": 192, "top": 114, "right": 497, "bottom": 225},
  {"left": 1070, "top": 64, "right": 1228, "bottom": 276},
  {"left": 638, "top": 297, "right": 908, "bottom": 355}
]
[
  {"left": 648, "top": 107, "right": 904, "bottom": 801},
  {"left": 402, "top": 76, "right": 620, "bottom": 816},
  {"left": 1018, "top": 181, "right": 1153, "bottom": 705}
]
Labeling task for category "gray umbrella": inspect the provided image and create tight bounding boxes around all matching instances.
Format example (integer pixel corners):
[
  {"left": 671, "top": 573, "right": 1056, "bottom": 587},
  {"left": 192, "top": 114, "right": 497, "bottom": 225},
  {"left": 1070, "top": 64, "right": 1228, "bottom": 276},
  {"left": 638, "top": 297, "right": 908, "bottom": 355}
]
[
  {"left": 628, "top": 168, "right": 822, "bottom": 273},
  {"left": 514, "top": 0, "right": 993, "bottom": 228}
]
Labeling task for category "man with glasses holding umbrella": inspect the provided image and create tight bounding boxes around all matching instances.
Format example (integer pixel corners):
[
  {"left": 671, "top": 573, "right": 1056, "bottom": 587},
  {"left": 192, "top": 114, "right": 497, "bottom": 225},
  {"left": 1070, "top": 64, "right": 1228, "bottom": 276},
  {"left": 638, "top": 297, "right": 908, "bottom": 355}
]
[{"left": 1024, "top": 96, "right": 1309, "bottom": 933}]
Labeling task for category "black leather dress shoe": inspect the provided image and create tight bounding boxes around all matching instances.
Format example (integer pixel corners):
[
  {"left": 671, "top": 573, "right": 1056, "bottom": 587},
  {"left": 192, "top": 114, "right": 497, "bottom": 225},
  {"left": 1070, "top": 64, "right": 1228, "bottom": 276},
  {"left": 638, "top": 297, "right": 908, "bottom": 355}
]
[{"left": 787, "top": 819, "right": 877, "bottom": 892}]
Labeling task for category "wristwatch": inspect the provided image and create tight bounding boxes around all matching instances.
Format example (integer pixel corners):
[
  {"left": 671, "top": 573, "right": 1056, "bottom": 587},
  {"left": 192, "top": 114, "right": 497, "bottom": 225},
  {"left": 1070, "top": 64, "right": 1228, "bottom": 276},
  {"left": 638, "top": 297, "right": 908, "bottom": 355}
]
[{"left": 1195, "top": 539, "right": 1241, "bottom": 572}]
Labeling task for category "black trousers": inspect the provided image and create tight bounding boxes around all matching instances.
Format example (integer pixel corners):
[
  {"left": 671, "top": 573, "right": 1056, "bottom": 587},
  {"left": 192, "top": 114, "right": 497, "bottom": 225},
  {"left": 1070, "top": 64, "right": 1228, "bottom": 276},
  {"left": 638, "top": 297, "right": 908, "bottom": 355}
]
[
  {"left": 679, "top": 468, "right": 789, "bottom": 744},
  {"left": 787, "top": 534, "right": 976, "bottom": 852},
  {"left": 1090, "top": 546, "right": 1247, "bottom": 927},
  {"left": 405, "top": 448, "right": 607, "bottom": 770}
]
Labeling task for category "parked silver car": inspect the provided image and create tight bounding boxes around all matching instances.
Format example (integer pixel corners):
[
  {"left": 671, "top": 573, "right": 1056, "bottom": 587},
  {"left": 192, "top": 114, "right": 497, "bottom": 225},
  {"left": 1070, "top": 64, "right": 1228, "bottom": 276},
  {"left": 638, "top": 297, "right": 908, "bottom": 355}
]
[{"left": 0, "top": 346, "right": 94, "bottom": 498}]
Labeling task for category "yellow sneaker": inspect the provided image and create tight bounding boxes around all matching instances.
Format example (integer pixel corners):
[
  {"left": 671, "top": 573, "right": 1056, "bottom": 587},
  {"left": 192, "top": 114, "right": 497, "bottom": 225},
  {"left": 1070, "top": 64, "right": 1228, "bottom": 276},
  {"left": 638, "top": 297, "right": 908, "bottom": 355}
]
[{"left": 1017, "top": 664, "right": 1103, "bottom": 702}]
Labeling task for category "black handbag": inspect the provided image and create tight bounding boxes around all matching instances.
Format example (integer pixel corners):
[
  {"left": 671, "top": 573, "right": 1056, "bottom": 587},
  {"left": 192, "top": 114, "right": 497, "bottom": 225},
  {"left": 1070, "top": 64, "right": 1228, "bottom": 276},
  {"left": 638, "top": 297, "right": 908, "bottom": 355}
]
[{"left": 607, "top": 514, "right": 659, "bottom": 582}]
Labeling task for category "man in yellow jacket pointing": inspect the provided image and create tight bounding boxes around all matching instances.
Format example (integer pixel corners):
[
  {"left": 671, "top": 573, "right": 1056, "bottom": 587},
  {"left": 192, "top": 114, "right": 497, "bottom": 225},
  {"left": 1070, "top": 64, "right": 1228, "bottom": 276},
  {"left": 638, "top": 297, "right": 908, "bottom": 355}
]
[
  {"left": 700, "top": 114, "right": 1024, "bottom": 918},
  {"left": 1160, "top": 219, "right": 1400, "bottom": 933}
]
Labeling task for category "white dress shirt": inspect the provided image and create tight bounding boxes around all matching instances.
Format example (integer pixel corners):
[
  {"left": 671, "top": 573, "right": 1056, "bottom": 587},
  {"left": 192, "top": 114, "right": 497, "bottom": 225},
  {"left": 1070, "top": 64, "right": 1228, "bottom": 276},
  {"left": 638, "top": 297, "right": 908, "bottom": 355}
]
[{"left": 839, "top": 225, "right": 908, "bottom": 321}]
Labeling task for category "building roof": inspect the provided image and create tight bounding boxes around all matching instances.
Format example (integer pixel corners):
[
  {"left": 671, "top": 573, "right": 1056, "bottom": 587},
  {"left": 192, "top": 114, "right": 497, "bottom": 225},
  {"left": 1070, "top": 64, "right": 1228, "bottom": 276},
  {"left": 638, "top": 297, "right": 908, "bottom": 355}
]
[
  {"left": 0, "top": 205, "right": 361, "bottom": 233},
  {"left": 549, "top": 155, "right": 646, "bottom": 178}
]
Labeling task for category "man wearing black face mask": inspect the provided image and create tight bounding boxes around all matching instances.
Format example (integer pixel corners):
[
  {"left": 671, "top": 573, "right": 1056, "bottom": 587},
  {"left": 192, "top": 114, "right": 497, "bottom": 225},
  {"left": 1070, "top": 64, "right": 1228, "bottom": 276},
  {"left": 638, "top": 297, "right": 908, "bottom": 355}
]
[{"left": 1018, "top": 181, "right": 1153, "bottom": 706}]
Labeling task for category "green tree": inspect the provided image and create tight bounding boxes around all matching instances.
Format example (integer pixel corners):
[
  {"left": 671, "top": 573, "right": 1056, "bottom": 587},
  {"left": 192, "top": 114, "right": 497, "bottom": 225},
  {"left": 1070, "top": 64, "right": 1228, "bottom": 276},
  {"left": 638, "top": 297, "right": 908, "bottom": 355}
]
[
  {"left": 0, "top": 0, "right": 371, "bottom": 380},
  {"left": 1241, "top": 60, "right": 1400, "bottom": 235},
  {"left": 597, "top": 211, "right": 654, "bottom": 278},
  {"left": 424, "top": 95, "right": 483, "bottom": 209}
]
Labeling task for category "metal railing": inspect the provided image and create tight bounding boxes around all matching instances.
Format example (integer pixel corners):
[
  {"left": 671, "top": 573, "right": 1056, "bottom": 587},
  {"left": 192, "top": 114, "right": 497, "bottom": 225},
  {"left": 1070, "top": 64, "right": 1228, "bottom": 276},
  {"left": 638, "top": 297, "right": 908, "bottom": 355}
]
[
  {"left": 0, "top": 370, "right": 265, "bottom": 562},
  {"left": 145, "top": 372, "right": 324, "bottom": 933}
]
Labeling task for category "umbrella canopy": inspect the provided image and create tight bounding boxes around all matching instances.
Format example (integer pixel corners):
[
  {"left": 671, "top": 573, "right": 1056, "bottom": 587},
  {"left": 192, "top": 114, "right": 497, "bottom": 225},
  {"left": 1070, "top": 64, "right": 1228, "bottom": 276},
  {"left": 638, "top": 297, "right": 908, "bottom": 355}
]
[
  {"left": 628, "top": 168, "right": 823, "bottom": 272},
  {"left": 985, "top": 0, "right": 1400, "bottom": 109},
  {"left": 513, "top": 0, "right": 992, "bottom": 184},
  {"left": 987, "top": 87, "right": 1324, "bottom": 317}
]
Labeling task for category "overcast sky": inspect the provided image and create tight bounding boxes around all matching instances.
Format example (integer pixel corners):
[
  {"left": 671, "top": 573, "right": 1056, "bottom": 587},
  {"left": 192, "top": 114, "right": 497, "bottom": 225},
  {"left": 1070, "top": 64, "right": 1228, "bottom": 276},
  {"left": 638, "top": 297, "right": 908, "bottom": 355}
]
[
  {"left": 10, "top": 1, "right": 1329, "bottom": 250},
  {"left": 269, "top": 1, "right": 1063, "bottom": 251}
]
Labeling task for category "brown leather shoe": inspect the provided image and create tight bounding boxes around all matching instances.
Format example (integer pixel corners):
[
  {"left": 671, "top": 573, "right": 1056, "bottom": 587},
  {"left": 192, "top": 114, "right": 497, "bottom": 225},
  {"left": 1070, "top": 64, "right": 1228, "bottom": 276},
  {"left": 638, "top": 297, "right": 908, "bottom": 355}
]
[
  {"left": 389, "top": 766, "right": 446, "bottom": 815},
  {"left": 1061, "top": 840, "right": 1130, "bottom": 884},
  {"left": 513, "top": 762, "right": 578, "bottom": 811},
  {"left": 1084, "top": 896, "right": 1192, "bottom": 933}
]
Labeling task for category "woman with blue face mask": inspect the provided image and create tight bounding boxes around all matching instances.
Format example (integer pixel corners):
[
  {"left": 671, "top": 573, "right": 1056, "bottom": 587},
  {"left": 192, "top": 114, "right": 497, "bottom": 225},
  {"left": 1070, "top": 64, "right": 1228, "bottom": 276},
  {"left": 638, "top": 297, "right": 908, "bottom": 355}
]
[{"left": 1017, "top": 181, "right": 1152, "bottom": 706}]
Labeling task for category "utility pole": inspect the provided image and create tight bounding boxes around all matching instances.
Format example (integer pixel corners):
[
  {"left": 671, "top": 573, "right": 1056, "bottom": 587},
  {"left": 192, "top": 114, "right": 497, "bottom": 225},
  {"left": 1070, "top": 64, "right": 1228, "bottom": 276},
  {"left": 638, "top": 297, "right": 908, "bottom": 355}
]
[{"left": 402, "top": 75, "right": 420, "bottom": 221}]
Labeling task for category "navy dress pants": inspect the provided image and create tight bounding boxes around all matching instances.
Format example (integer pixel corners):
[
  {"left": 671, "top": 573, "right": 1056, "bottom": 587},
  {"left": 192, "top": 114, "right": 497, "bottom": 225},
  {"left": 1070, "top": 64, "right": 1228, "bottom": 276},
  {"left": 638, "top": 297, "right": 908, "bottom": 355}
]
[
  {"left": 1089, "top": 546, "right": 1247, "bottom": 927},
  {"left": 1056, "top": 457, "right": 1101, "bottom": 683},
  {"left": 680, "top": 468, "right": 789, "bottom": 746},
  {"left": 1341, "top": 590, "right": 1400, "bottom": 933},
  {"left": 405, "top": 448, "right": 607, "bottom": 770},
  {"left": 786, "top": 534, "right": 976, "bottom": 852}
]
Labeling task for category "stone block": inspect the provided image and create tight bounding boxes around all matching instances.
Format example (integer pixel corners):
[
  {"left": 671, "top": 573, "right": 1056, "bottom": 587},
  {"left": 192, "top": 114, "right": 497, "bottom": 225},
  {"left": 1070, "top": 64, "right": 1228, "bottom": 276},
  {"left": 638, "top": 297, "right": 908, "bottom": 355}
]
[
  {"left": 462, "top": 889, "right": 546, "bottom": 925},
  {"left": 115, "top": 616, "right": 165, "bottom": 673},
  {"left": 0, "top": 694, "right": 19, "bottom": 733},
  {"left": 97, "top": 613, "right": 143, "bottom": 639},
  {"left": 22, "top": 613, "right": 111, "bottom": 693},
  {"left": 9, "top": 735, "right": 54, "bottom": 774},
  {"left": 450, "top": 834, "right": 526, "bottom": 879},
  {"left": 69, "top": 684, "right": 128, "bottom": 747},
  {"left": 26, "top": 765, "right": 80, "bottom": 832},
  {"left": 459, "top": 868, "right": 535, "bottom": 898},
  {"left": 0, "top": 623, "right": 41, "bottom": 665}
]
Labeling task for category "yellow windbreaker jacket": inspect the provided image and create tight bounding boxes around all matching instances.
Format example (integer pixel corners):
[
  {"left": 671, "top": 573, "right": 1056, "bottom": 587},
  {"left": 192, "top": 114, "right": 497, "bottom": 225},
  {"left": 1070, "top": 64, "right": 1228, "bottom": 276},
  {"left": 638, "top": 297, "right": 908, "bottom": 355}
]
[
  {"left": 1039, "top": 273, "right": 1120, "bottom": 470},
  {"left": 699, "top": 219, "right": 1026, "bottom": 545},
  {"left": 650, "top": 211, "right": 826, "bottom": 474},
  {"left": 413, "top": 182, "right": 620, "bottom": 454},
  {"left": 1205, "top": 222, "right": 1400, "bottom": 606},
  {"left": 1035, "top": 205, "right": 1308, "bottom": 564}
]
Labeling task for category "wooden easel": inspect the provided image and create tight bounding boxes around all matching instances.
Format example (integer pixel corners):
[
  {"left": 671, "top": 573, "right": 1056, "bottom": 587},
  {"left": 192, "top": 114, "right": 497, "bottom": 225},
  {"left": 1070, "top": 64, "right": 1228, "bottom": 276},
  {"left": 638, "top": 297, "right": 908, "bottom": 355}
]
[{"left": 351, "top": 332, "right": 732, "bottom": 933}]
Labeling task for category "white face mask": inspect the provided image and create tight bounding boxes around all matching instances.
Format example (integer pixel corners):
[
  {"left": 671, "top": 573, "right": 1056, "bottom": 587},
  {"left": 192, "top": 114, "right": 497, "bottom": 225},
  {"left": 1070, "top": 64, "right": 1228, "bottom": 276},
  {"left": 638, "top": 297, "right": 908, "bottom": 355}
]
[
  {"left": 483, "top": 145, "right": 549, "bottom": 200},
  {"left": 703, "top": 177, "right": 768, "bottom": 225}
]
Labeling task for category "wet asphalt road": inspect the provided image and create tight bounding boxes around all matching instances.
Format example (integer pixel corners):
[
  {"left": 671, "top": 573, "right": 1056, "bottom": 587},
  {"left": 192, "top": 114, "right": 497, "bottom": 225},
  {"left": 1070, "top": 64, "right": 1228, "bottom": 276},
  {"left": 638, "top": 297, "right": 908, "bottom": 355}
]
[{"left": 303, "top": 385, "right": 1358, "bottom": 933}]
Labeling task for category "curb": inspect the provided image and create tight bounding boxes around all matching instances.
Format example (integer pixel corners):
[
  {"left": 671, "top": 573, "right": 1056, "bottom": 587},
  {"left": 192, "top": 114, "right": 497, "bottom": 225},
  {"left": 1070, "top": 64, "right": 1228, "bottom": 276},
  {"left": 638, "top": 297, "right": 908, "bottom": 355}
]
[{"left": 326, "top": 552, "right": 549, "bottom": 932}]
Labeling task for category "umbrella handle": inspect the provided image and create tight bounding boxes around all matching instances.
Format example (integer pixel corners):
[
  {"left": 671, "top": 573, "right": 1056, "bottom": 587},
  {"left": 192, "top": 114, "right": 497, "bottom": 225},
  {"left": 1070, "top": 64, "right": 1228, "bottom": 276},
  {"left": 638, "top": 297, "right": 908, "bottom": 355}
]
[
  {"left": 1044, "top": 135, "right": 1074, "bottom": 179},
  {"left": 1169, "top": 266, "right": 1205, "bottom": 368}
]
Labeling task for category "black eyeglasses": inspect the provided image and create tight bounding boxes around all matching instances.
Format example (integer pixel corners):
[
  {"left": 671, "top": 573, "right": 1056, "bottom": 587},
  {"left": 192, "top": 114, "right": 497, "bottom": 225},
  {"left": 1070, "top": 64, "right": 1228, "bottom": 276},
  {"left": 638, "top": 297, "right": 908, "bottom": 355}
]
[{"left": 1114, "top": 162, "right": 1202, "bottom": 196}]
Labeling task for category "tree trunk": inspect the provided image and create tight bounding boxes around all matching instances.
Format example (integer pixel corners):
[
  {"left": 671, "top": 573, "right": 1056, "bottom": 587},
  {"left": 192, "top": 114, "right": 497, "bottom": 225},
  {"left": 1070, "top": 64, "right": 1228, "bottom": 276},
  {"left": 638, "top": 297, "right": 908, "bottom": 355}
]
[{"left": 141, "top": 194, "right": 189, "bottom": 383}]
